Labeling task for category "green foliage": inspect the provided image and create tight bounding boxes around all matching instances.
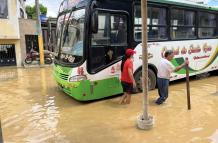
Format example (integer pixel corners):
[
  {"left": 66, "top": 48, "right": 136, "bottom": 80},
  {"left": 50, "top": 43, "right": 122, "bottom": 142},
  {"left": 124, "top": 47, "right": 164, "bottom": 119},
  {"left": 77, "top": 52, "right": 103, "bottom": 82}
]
[
  {"left": 39, "top": 4, "right": 47, "bottom": 15},
  {"left": 26, "top": 5, "right": 34, "bottom": 19},
  {"left": 25, "top": 4, "right": 47, "bottom": 19}
]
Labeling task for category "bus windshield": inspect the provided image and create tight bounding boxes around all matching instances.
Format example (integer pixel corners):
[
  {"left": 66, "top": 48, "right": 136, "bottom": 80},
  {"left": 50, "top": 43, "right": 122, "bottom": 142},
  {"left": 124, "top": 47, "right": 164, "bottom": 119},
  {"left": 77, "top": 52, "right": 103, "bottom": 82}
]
[{"left": 59, "top": 9, "right": 85, "bottom": 65}]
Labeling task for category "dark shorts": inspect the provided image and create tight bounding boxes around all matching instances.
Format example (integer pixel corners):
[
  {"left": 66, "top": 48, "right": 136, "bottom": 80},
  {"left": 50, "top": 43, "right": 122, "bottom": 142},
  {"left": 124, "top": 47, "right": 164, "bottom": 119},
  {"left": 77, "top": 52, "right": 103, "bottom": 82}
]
[{"left": 121, "top": 81, "right": 133, "bottom": 94}]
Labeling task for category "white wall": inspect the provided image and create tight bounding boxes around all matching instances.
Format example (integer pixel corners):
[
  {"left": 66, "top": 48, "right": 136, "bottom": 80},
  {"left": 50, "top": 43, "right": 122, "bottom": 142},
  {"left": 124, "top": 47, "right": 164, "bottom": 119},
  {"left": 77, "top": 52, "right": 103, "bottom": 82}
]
[{"left": 0, "top": 0, "right": 20, "bottom": 39}]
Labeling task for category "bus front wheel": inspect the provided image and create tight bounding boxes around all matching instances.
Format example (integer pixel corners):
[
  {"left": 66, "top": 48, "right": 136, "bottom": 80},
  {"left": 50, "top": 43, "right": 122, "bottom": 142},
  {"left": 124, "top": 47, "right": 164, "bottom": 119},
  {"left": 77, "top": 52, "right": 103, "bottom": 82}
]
[{"left": 134, "top": 69, "right": 156, "bottom": 92}]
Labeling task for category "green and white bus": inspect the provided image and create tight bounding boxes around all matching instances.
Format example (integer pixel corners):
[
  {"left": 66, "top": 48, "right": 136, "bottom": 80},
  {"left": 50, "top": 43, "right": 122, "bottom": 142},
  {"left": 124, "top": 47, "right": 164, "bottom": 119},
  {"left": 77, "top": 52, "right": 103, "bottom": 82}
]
[{"left": 53, "top": 0, "right": 218, "bottom": 101}]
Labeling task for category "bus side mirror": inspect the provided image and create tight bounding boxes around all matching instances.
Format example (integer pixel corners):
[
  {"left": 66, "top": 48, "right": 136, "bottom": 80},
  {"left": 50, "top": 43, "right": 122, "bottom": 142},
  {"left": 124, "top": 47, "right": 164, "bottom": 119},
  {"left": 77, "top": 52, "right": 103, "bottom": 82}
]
[{"left": 91, "top": 11, "right": 98, "bottom": 33}]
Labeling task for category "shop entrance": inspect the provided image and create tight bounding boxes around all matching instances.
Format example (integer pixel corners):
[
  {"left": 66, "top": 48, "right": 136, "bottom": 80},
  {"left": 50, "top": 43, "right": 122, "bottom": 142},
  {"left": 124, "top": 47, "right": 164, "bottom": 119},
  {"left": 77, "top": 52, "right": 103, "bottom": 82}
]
[{"left": 0, "top": 44, "right": 16, "bottom": 66}]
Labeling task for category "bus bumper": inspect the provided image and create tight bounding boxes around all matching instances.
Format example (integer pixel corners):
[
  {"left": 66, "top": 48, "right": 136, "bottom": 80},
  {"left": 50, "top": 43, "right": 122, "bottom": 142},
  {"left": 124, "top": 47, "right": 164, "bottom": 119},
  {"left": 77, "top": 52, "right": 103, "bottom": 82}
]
[{"left": 53, "top": 71, "right": 123, "bottom": 101}]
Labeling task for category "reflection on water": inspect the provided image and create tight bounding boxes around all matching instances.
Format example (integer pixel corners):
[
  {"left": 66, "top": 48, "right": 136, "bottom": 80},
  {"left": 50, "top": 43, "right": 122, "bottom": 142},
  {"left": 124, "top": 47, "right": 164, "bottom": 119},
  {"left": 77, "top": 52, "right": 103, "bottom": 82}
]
[
  {"left": 208, "top": 129, "right": 218, "bottom": 143},
  {"left": 191, "top": 127, "right": 204, "bottom": 132},
  {"left": 2, "top": 96, "right": 60, "bottom": 142},
  {"left": 0, "top": 68, "right": 18, "bottom": 82},
  {"left": 0, "top": 68, "right": 69, "bottom": 143},
  {"left": 0, "top": 67, "right": 217, "bottom": 143},
  {"left": 211, "top": 85, "right": 218, "bottom": 96}
]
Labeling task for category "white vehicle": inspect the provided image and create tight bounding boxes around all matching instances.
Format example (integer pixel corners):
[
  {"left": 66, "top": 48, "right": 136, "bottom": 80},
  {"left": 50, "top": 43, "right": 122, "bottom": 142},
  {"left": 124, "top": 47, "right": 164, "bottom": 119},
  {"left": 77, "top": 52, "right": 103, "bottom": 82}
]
[{"left": 53, "top": 0, "right": 218, "bottom": 101}]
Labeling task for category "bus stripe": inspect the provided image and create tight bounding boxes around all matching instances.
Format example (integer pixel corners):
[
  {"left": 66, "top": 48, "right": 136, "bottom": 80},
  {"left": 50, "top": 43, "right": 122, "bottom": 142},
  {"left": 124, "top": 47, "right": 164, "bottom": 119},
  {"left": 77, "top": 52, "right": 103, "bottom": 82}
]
[{"left": 172, "top": 47, "right": 218, "bottom": 74}]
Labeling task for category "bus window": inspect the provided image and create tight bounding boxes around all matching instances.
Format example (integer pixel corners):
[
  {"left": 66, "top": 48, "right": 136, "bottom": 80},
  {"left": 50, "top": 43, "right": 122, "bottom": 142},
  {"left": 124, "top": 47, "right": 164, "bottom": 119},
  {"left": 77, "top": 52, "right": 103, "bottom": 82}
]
[
  {"left": 134, "top": 5, "right": 148, "bottom": 41},
  {"left": 134, "top": 5, "right": 167, "bottom": 41},
  {"left": 60, "top": 9, "right": 85, "bottom": 64},
  {"left": 55, "top": 14, "right": 66, "bottom": 56},
  {"left": 170, "top": 9, "right": 196, "bottom": 39},
  {"left": 91, "top": 14, "right": 110, "bottom": 45},
  {"left": 198, "top": 12, "right": 217, "bottom": 38},
  {"left": 110, "top": 15, "right": 127, "bottom": 45},
  {"left": 148, "top": 7, "right": 167, "bottom": 41},
  {"left": 90, "top": 12, "right": 128, "bottom": 72}
]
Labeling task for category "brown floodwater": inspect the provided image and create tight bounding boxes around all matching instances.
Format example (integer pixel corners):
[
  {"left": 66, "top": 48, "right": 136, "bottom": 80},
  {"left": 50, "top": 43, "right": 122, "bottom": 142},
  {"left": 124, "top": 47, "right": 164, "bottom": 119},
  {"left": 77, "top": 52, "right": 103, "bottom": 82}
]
[{"left": 0, "top": 67, "right": 218, "bottom": 143}]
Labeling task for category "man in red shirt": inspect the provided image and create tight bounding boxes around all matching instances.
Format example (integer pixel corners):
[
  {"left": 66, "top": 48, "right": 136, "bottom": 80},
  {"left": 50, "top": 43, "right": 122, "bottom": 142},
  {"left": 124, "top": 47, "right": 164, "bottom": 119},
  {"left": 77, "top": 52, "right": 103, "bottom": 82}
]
[{"left": 119, "top": 49, "right": 136, "bottom": 104}]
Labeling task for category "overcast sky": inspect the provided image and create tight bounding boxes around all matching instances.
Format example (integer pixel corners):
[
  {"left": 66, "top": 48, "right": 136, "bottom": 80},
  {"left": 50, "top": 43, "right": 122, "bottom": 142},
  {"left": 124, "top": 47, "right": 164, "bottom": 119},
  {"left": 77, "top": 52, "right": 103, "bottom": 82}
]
[
  {"left": 208, "top": 0, "right": 218, "bottom": 6},
  {"left": 25, "top": 0, "right": 218, "bottom": 17}
]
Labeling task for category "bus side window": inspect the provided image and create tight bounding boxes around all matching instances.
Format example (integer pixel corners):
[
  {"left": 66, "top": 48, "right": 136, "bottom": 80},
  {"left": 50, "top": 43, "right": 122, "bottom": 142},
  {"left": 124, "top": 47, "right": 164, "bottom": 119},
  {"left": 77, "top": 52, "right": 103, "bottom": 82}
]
[
  {"left": 198, "top": 12, "right": 217, "bottom": 38},
  {"left": 134, "top": 5, "right": 167, "bottom": 41},
  {"left": 170, "top": 9, "right": 196, "bottom": 40}
]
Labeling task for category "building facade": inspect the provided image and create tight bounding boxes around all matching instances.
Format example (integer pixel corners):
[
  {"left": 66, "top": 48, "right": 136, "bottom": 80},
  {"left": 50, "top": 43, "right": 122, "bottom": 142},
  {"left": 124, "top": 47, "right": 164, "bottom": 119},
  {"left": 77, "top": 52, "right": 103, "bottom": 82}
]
[
  {"left": 19, "top": 19, "right": 38, "bottom": 64},
  {"left": 0, "top": 0, "right": 39, "bottom": 67},
  {"left": 0, "top": 0, "right": 57, "bottom": 67},
  {"left": 0, "top": 0, "right": 22, "bottom": 67}
]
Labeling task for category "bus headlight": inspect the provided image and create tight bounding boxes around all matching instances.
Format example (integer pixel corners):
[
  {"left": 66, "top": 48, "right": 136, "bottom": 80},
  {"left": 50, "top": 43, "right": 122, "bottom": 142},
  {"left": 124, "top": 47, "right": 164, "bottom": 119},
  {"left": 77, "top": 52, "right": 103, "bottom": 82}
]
[{"left": 69, "top": 75, "right": 87, "bottom": 82}]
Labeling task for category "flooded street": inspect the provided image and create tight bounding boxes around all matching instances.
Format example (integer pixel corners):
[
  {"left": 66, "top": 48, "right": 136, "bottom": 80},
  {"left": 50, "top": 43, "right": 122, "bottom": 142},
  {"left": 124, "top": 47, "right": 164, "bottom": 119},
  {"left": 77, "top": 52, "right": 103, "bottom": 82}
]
[{"left": 0, "top": 67, "right": 218, "bottom": 143}]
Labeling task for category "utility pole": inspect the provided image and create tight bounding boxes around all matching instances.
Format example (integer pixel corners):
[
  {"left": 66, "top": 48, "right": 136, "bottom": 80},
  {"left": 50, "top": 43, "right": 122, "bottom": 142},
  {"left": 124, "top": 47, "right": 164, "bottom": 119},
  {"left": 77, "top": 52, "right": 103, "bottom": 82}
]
[
  {"left": 185, "top": 59, "right": 191, "bottom": 110},
  {"left": 137, "top": 0, "right": 154, "bottom": 130},
  {"left": 0, "top": 119, "right": 3, "bottom": 143},
  {"left": 35, "top": 0, "right": 44, "bottom": 65}
]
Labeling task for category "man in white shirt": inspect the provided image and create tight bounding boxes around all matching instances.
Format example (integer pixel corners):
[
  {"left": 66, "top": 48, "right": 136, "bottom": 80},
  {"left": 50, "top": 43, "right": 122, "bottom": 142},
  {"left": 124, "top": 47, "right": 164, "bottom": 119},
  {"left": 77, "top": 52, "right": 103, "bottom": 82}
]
[{"left": 156, "top": 50, "right": 189, "bottom": 105}]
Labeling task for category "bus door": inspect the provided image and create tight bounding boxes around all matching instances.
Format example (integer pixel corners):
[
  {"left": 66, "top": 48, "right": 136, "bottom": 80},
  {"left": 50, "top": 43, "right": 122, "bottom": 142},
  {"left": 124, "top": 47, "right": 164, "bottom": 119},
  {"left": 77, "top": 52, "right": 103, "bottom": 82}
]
[
  {"left": 87, "top": 10, "right": 129, "bottom": 94},
  {"left": 89, "top": 10, "right": 128, "bottom": 75}
]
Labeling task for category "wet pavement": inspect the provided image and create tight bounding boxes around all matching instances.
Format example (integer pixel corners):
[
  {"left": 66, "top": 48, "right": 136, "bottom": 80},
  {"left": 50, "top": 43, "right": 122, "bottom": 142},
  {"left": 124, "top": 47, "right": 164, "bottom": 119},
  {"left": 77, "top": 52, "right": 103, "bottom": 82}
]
[{"left": 0, "top": 67, "right": 218, "bottom": 143}]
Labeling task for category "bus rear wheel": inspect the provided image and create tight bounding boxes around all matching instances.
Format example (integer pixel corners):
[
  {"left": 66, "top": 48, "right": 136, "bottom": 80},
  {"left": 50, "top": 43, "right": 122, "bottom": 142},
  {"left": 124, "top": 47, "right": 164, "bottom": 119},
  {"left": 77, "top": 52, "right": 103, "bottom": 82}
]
[{"left": 134, "top": 69, "right": 156, "bottom": 92}]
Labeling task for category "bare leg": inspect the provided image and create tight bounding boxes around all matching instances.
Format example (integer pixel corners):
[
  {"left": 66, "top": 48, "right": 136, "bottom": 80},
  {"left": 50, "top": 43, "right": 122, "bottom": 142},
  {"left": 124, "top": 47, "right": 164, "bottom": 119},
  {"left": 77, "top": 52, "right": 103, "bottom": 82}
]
[
  {"left": 126, "top": 93, "right": 131, "bottom": 104},
  {"left": 119, "top": 93, "right": 127, "bottom": 104}
]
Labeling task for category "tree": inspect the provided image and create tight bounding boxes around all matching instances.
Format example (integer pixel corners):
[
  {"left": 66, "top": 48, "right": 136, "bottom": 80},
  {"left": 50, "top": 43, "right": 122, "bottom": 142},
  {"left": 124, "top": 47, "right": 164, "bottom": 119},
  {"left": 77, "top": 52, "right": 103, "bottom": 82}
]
[{"left": 26, "top": 4, "right": 47, "bottom": 19}]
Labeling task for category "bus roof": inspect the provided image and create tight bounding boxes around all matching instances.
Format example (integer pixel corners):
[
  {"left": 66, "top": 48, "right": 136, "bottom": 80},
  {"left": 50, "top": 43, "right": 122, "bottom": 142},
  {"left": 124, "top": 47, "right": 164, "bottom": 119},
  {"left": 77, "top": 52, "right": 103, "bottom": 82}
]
[
  {"left": 59, "top": 0, "right": 90, "bottom": 13},
  {"left": 148, "top": 0, "right": 218, "bottom": 11},
  {"left": 59, "top": 0, "right": 218, "bottom": 13}
]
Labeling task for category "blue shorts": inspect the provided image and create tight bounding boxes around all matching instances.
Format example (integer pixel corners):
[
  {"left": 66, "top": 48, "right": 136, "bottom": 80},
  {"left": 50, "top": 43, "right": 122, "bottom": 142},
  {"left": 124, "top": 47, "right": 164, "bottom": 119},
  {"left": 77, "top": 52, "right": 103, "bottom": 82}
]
[{"left": 121, "top": 81, "right": 133, "bottom": 94}]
